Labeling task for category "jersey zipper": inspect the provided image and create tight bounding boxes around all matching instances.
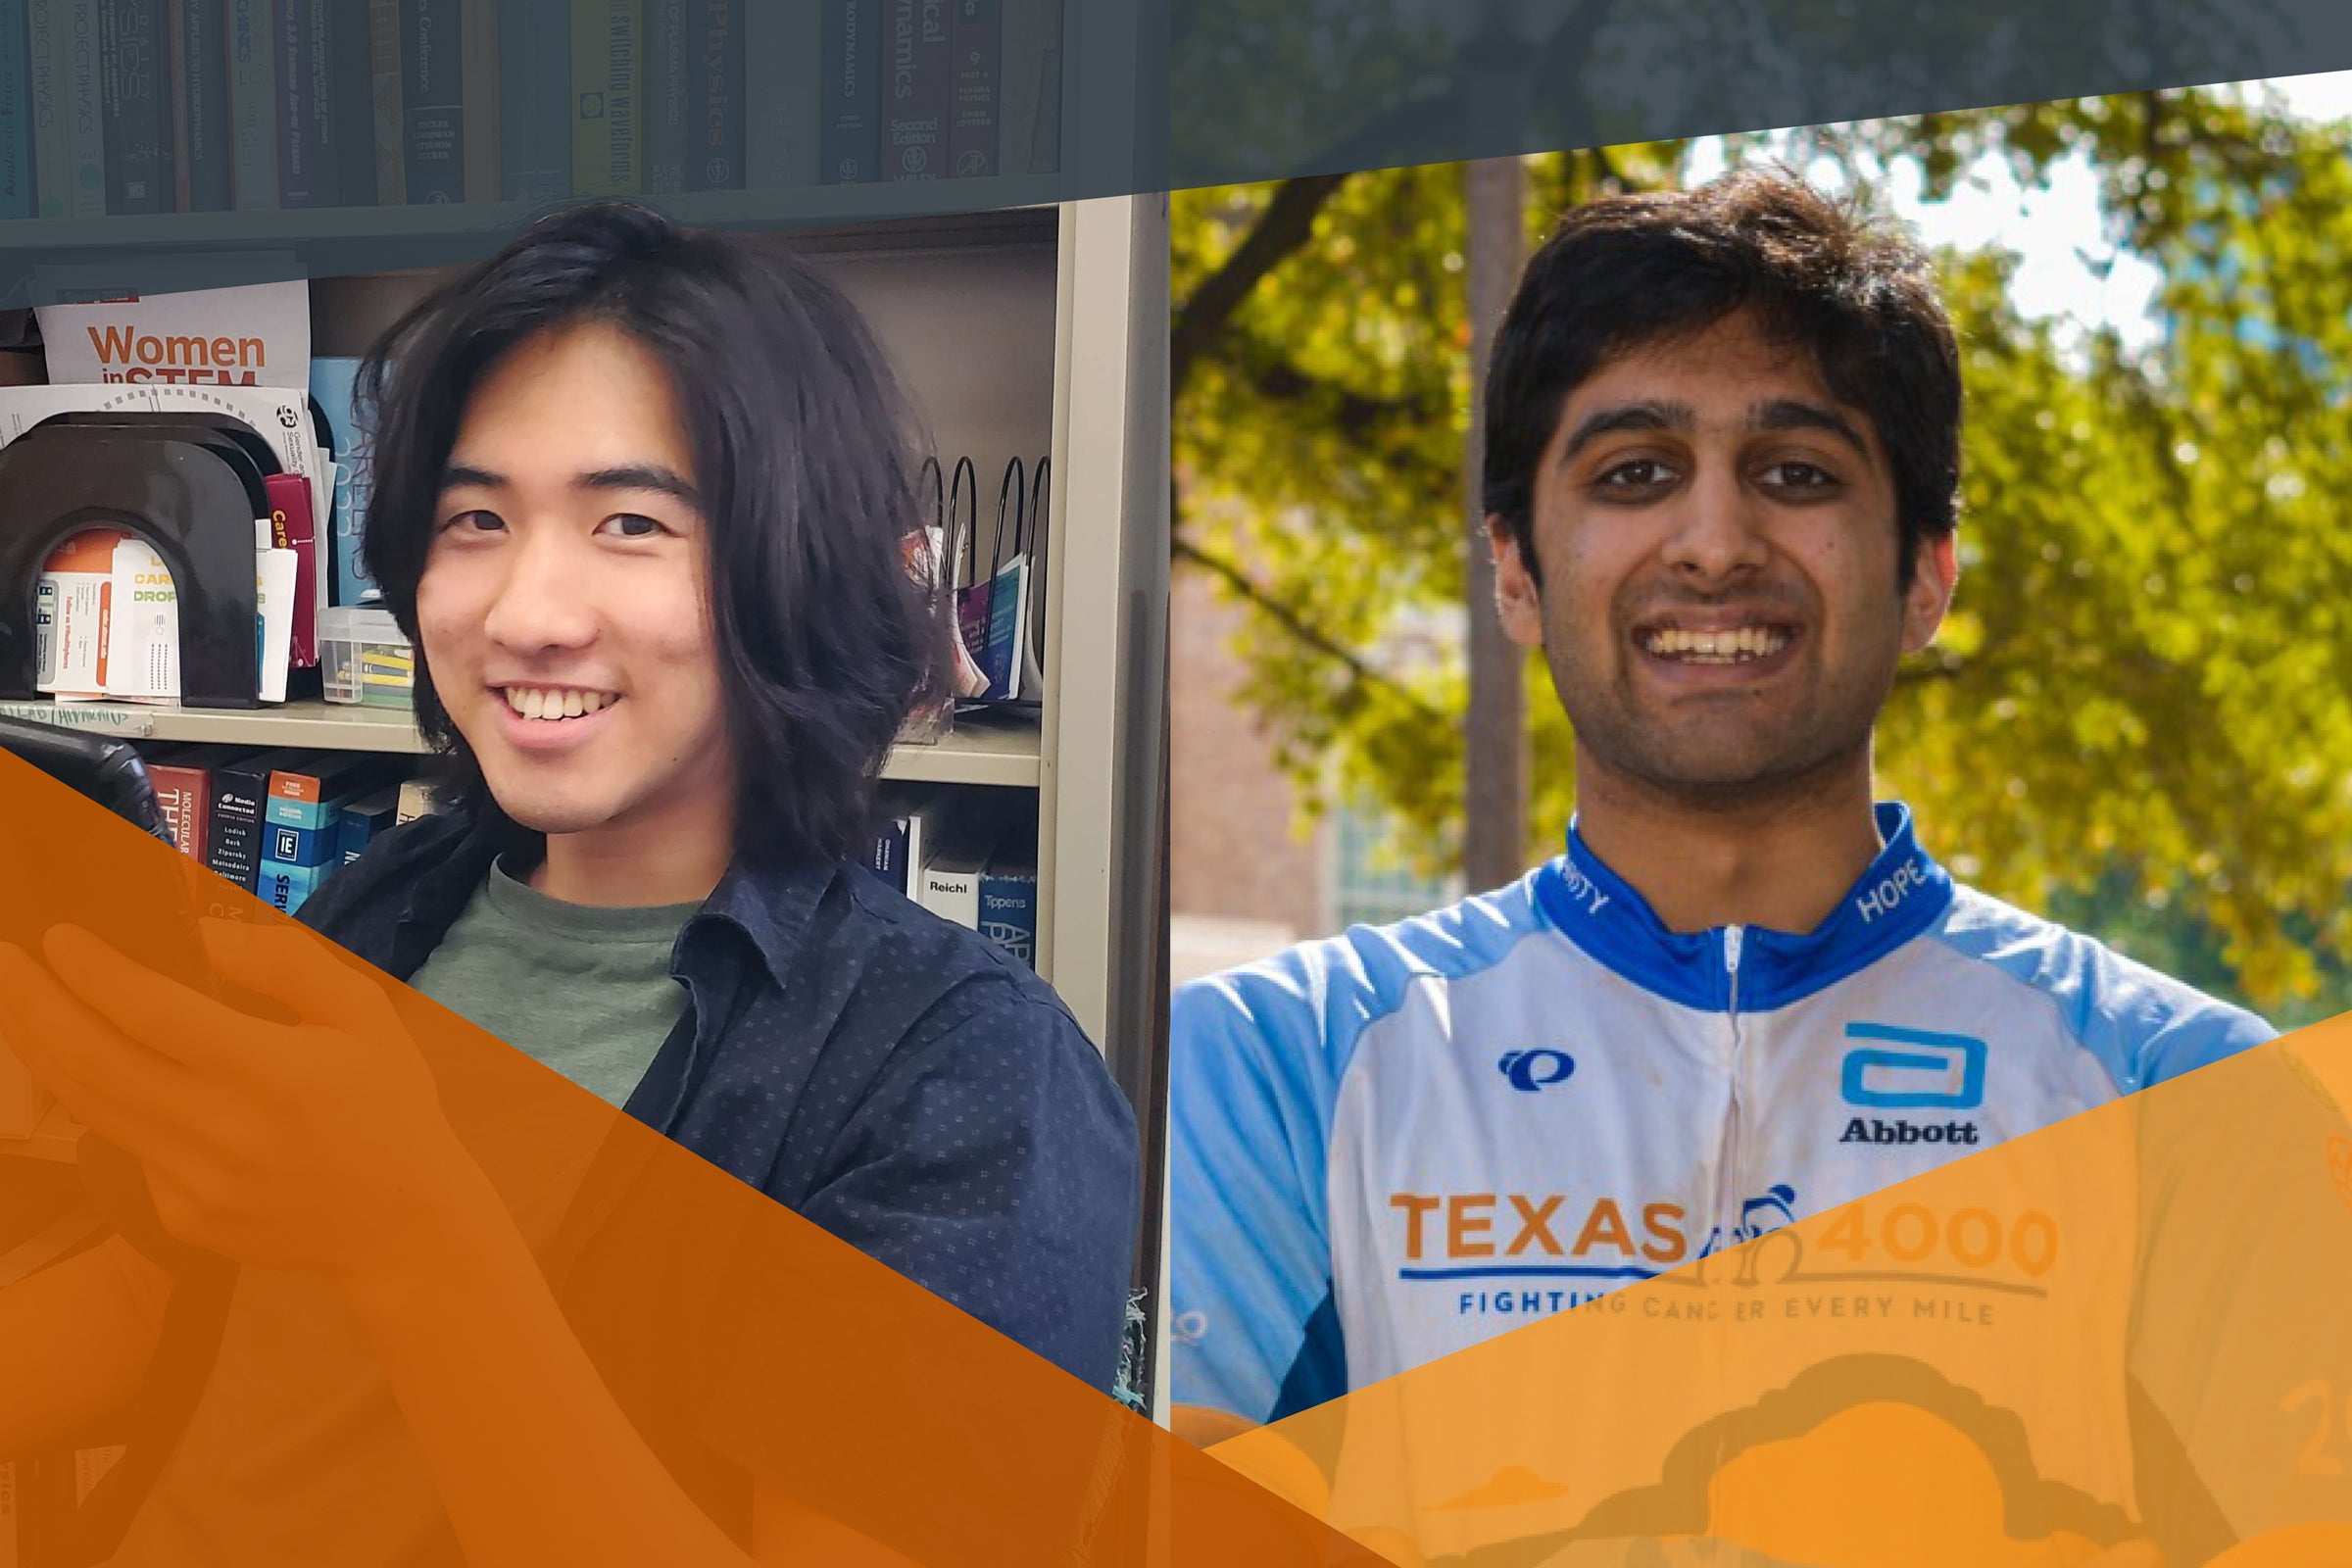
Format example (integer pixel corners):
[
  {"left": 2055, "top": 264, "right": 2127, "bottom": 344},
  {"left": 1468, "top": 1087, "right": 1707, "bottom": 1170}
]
[{"left": 1712, "top": 924, "right": 1747, "bottom": 1258}]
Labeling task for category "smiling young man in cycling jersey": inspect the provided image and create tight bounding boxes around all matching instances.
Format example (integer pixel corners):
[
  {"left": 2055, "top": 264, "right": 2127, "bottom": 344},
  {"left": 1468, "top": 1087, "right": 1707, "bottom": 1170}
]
[{"left": 1163, "top": 171, "right": 2352, "bottom": 1560}]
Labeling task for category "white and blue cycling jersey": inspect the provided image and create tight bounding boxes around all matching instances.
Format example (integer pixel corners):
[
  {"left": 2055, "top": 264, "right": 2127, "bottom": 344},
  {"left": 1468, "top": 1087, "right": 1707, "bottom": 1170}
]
[{"left": 1168, "top": 802, "right": 2276, "bottom": 1427}]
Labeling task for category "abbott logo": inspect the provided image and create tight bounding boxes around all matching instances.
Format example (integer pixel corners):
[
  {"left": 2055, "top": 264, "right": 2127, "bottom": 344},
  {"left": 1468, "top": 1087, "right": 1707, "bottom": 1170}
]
[
  {"left": 1840, "top": 1022, "right": 1986, "bottom": 1110},
  {"left": 1498, "top": 1049, "right": 1576, "bottom": 1094}
]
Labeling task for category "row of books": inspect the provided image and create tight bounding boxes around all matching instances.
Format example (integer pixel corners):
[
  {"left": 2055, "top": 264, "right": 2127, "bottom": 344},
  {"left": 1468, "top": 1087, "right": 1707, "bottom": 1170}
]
[
  {"left": 135, "top": 740, "right": 434, "bottom": 911},
  {"left": 0, "top": 0, "right": 1067, "bottom": 220},
  {"left": 867, "top": 782, "right": 1038, "bottom": 968}
]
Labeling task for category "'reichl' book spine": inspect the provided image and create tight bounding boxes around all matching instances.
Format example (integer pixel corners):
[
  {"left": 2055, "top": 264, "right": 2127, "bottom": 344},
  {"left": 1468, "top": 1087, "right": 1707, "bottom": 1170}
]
[
  {"left": 944, "top": 0, "right": 994, "bottom": 179},
  {"left": 680, "top": 0, "right": 738, "bottom": 191},
  {"left": 498, "top": 0, "right": 568, "bottom": 198},
  {"left": 398, "top": 0, "right": 460, "bottom": 201},
  {"left": 180, "top": 0, "right": 231, "bottom": 209},
  {"left": 99, "top": 0, "right": 166, "bottom": 213},
  {"left": 224, "top": 0, "right": 275, "bottom": 207},
  {"left": 638, "top": 0, "right": 680, "bottom": 192},
  {"left": 817, "top": 0, "right": 873, "bottom": 183},
  {"left": 880, "top": 0, "right": 943, "bottom": 181}
]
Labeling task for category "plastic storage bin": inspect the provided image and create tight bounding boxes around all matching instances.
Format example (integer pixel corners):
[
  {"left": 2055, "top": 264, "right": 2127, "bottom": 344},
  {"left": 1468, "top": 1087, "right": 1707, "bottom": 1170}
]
[{"left": 320, "top": 606, "right": 416, "bottom": 708}]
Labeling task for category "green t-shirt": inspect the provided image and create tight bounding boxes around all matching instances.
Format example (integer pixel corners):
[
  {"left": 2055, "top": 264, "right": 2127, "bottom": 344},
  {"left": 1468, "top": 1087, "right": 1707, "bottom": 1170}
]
[{"left": 408, "top": 856, "right": 701, "bottom": 1108}]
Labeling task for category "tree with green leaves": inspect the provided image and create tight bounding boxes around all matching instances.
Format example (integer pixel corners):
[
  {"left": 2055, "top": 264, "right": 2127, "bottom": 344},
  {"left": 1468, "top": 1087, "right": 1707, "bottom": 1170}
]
[{"left": 1173, "top": 87, "right": 2352, "bottom": 1020}]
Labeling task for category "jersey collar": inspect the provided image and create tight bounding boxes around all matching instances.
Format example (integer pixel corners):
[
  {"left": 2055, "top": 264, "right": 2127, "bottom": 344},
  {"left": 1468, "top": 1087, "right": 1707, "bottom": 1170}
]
[{"left": 1532, "top": 801, "right": 1955, "bottom": 1013}]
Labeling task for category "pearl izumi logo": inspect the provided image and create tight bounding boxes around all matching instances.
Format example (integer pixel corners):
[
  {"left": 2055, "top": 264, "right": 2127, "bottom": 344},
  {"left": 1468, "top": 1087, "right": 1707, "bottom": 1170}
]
[
  {"left": 1840, "top": 1117, "right": 1982, "bottom": 1148},
  {"left": 1497, "top": 1049, "right": 1576, "bottom": 1093}
]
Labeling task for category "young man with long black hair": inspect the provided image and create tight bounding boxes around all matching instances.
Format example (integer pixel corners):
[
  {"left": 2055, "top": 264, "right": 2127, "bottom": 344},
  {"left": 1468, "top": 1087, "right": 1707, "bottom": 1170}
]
[{"left": 0, "top": 202, "right": 1140, "bottom": 1565}]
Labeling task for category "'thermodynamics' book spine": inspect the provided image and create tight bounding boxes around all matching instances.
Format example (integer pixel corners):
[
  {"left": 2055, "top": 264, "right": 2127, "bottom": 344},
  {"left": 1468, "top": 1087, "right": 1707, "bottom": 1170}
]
[
  {"left": 741, "top": 0, "right": 812, "bottom": 190},
  {"left": 881, "top": 0, "right": 943, "bottom": 181},
  {"left": 0, "top": 0, "right": 31, "bottom": 217},
  {"left": 681, "top": 0, "right": 738, "bottom": 190},
  {"left": 224, "top": 0, "right": 274, "bottom": 208},
  {"left": 399, "top": 0, "right": 460, "bottom": 201},
  {"left": 497, "top": 0, "right": 568, "bottom": 198},
  {"left": 569, "top": 0, "right": 638, "bottom": 193},
  {"left": 817, "top": 0, "right": 873, "bottom": 183}
]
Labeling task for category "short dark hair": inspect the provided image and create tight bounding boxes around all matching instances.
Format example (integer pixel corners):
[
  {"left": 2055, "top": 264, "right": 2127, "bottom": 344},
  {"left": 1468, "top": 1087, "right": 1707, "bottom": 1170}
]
[
  {"left": 358, "top": 201, "right": 941, "bottom": 866},
  {"left": 1483, "top": 169, "right": 1962, "bottom": 587}
]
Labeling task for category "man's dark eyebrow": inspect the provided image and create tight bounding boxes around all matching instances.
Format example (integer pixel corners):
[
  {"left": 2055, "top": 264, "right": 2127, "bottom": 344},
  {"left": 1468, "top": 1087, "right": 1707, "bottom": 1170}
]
[
  {"left": 1753, "top": 398, "right": 1869, "bottom": 455},
  {"left": 1559, "top": 400, "right": 1695, "bottom": 463},
  {"left": 576, "top": 464, "right": 701, "bottom": 506}
]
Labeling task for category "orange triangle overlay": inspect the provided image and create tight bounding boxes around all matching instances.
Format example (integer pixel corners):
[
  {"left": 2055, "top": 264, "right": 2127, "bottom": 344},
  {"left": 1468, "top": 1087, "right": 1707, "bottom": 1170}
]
[
  {"left": 1210, "top": 978, "right": 2352, "bottom": 1564},
  {"left": 0, "top": 750, "right": 1385, "bottom": 1565}
]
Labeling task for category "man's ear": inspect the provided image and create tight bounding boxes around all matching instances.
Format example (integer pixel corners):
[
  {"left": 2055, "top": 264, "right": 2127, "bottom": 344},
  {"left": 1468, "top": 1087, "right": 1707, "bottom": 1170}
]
[
  {"left": 1491, "top": 516, "right": 1545, "bottom": 649},
  {"left": 1901, "top": 531, "right": 1959, "bottom": 655}
]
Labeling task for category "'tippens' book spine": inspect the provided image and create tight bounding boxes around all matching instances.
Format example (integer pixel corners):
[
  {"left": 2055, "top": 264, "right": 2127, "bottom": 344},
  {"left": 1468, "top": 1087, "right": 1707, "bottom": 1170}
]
[
  {"left": 681, "top": 0, "right": 738, "bottom": 190},
  {"left": 398, "top": 0, "right": 459, "bottom": 201},
  {"left": 880, "top": 0, "right": 943, "bottom": 181},
  {"left": 497, "top": 0, "right": 567, "bottom": 197},
  {"left": 817, "top": 0, "right": 873, "bottom": 183},
  {"left": 224, "top": 0, "right": 275, "bottom": 208},
  {"left": 944, "top": 0, "right": 994, "bottom": 179}
]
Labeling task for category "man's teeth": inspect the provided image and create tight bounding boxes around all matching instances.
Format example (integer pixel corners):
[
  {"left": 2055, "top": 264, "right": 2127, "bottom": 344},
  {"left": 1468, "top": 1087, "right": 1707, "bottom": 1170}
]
[
  {"left": 502, "top": 687, "right": 617, "bottom": 721},
  {"left": 1642, "top": 626, "right": 1789, "bottom": 662}
]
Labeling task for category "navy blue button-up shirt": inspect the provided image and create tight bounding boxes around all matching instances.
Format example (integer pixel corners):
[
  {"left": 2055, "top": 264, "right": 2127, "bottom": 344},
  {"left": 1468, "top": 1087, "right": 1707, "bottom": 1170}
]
[{"left": 296, "top": 806, "right": 1142, "bottom": 1393}]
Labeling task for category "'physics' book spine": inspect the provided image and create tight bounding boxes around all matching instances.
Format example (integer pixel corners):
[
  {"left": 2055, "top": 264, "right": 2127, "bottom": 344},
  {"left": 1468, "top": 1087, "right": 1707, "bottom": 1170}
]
[
  {"left": 497, "top": 0, "right": 567, "bottom": 197},
  {"left": 398, "top": 0, "right": 459, "bottom": 201},
  {"left": 569, "top": 0, "right": 638, "bottom": 193},
  {"left": 742, "top": 0, "right": 812, "bottom": 189},
  {"left": 880, "top": 0, "right": 943, "bottom": 181},
  {"left": 637, "top": 0, "right": 680, "bottom": 192},
  {"left": 681, "top": 0, "right": 739, "bottom": 190},
  {"left": 977, "top": 843, "right": 1037, "bottom": 967},
  {"left": 817, "top": 0, "right": 873, "bottom": 183},
  {"left": 181, "top": 0, "right": 230, "bottom": 208},
  {"left": 224, "top": 0, "right": 275, "bottom": 207},
  {"left": 0, "top": 0, "right": 30, "bottom": 217},
  {"left": 944, "top": 0, "right": 994, "bottom": 178}
]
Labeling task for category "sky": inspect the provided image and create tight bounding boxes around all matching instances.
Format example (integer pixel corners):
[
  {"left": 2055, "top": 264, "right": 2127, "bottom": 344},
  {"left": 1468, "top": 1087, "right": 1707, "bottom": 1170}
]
[{"left": 1683, "top": 71, "right": 2352, "bottom": 354}]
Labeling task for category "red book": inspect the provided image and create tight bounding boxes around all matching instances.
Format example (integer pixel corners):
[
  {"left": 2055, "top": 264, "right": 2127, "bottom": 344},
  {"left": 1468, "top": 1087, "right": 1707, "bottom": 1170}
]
[
  {"left": 265, "top": 471, "right": 318, "bottom": 668},
  {"left": 143, "top": 744, "right": 214, "bottom": 860}
]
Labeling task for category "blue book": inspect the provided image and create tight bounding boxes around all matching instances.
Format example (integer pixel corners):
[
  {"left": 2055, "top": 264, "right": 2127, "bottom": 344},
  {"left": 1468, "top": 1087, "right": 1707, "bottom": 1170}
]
[
  {"left": 400, "top": 0, "right": 463, "bottom": 202},
  {"left": 337, "top": 785, "right": 400, "bottom": 863},
  {"left": 258, "top": 855, "right": 330, "bottom": 913},
  {"left": 682, "top": 0, "right": 740, "bottom": 191},
  {"left": 817, "top": 0, "right": 874, "bottom": 183},
  {"left": 266, "top": 815, "right": 341, "bottom": 867},
  {"left": 498, "top": 0, "right": 569, "bottom": 198},
  {"left": 0, "top": 0, "right": 29, "bottom": 218},
  {"left": 311, "top": 357, "right": 380, "bottom": 607},
  {"left": 977, "top": 838, "right": 1038, "bottom": 968}
]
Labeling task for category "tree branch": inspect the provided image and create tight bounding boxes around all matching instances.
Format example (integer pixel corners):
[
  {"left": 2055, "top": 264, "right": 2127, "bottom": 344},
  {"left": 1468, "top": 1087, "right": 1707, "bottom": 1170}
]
[
  {"left": 1173, "top": 173, "right": 1353, "bottom": 403},
  {"left": 1173, "top": 536, "right": 1449, "bottom": 724}
]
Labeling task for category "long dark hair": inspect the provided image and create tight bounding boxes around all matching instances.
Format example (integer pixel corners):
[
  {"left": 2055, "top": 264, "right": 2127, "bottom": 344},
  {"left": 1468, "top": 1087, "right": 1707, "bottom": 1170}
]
[{"left": 357, "top": 200, "right": 942, "bottom": 866}]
